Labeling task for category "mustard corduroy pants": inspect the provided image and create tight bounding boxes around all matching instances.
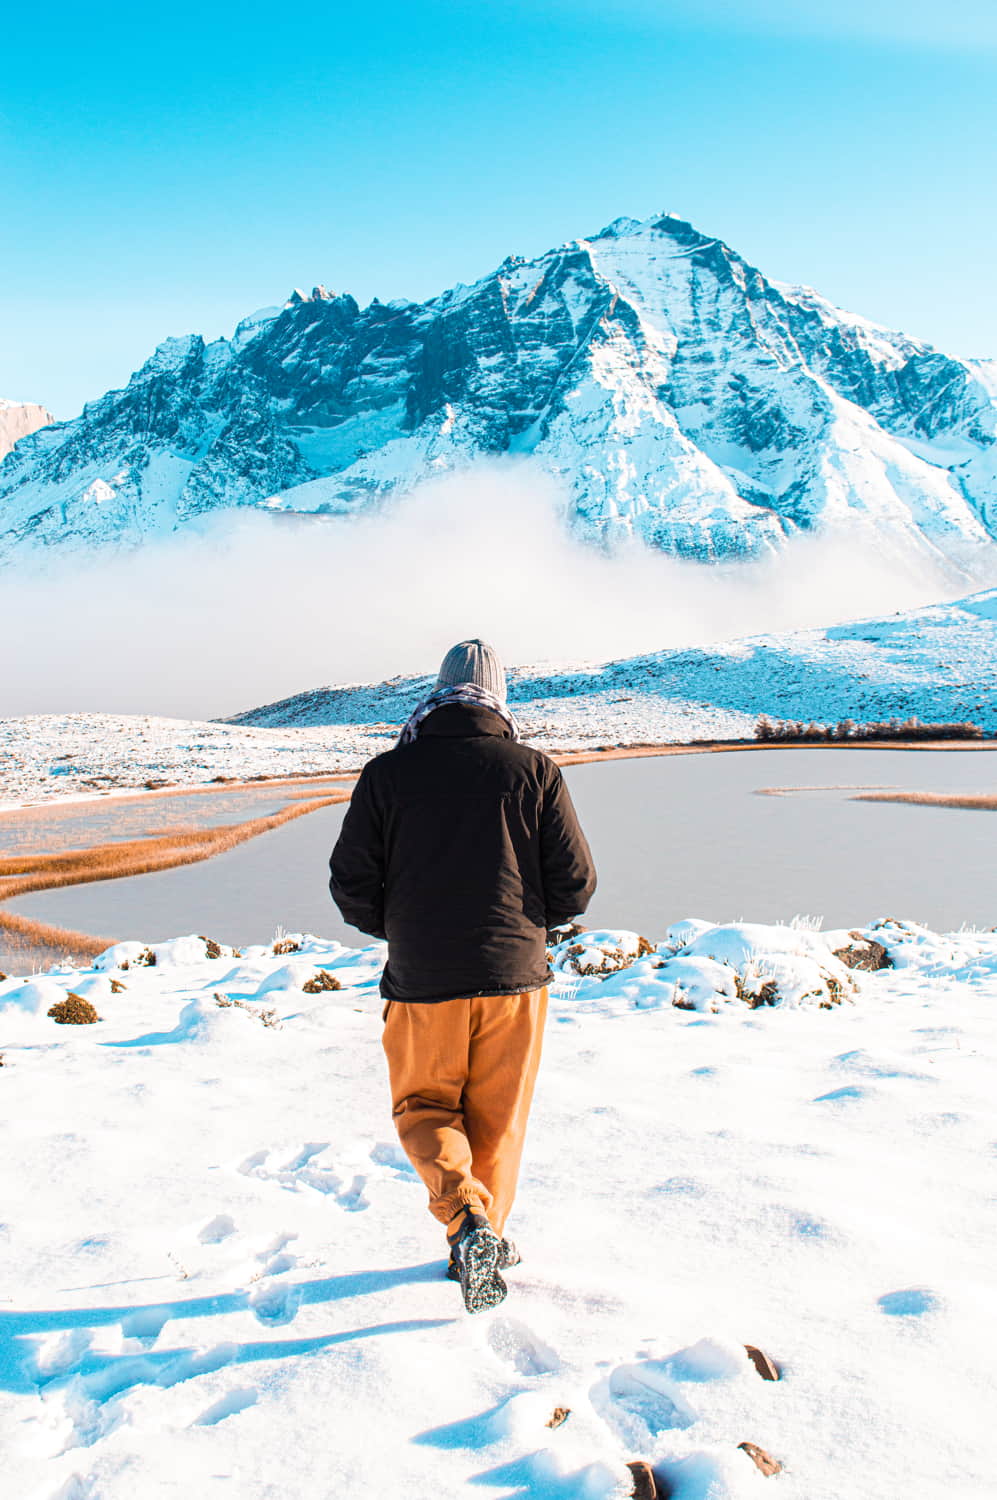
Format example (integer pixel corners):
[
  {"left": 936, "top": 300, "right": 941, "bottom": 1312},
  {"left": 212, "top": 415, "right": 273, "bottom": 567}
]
[{"left": 381, "top": 988, "right": 548, "bottom": 1235}]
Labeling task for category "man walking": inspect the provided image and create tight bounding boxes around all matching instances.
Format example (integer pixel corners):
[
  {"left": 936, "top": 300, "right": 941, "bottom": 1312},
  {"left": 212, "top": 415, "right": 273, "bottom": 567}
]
[{"left": 329, "top": 640, "right": 596, "bottom": 1313}]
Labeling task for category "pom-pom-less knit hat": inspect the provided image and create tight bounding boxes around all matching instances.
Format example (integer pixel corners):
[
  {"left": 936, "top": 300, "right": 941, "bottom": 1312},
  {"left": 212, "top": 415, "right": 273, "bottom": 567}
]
[{"left": 436, "top": 639, "right": 507, "bottom": 702}]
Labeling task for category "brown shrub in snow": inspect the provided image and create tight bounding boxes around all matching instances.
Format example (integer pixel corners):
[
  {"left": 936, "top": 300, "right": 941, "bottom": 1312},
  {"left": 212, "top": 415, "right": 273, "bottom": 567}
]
[
  {"left": 48, "top": 994, "right": 100, "bottom": 1024},
  {"left": 213, "top": 994, "right": 281, "bottom": 1028},
  {"left": 832, "top": 933, "right": 892, "bottom": 971},
  {"left": 302, "top": 970, "right": 342, "bottom": 993}
]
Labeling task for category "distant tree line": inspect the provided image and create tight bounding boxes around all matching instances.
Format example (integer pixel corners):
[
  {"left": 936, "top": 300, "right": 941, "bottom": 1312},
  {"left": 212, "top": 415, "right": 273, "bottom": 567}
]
[{"left": 755, "top": 716, "right": 984, "bottom": 743}]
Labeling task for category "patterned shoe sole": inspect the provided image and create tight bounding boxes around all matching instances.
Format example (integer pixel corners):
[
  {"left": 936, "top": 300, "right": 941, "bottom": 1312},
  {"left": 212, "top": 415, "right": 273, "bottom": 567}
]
[{"left": 459, "top": 1227, "right": 507, "bottom": 1314}]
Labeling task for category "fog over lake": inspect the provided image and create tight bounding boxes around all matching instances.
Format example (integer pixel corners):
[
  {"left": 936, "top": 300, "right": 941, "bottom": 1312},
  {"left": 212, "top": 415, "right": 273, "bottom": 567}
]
[{"left": 4, "top": 748, "right": 995, "bottom": 970}]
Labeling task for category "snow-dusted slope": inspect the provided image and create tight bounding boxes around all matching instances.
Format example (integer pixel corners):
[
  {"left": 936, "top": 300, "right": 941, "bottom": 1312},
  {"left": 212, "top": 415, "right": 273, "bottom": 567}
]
[
  {"left": 2, "top": 217, "right": 997, "bottom": 567},
  {"left": 2, "top": 918, "right": 996, "bottom": 1497},
  {"left": 232, "top": 586, "right": 997, "bottom": 738},
  {"left": 1, "top": 588, "right": 993, "bottom": 806},
  {"left": 0, "top": 397, "right": 55, "bottom": 460}
]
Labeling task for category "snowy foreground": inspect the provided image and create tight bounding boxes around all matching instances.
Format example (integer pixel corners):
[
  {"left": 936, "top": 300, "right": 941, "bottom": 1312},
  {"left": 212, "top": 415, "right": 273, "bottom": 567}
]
[{"left": 2, "top": 918, "right": 995, "bottom": 1498}]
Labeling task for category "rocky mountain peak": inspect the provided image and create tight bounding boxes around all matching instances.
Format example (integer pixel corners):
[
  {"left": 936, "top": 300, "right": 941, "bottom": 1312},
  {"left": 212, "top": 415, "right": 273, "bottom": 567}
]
[{"left": 2, "top": 213, "right": 996, "bottom": 572}]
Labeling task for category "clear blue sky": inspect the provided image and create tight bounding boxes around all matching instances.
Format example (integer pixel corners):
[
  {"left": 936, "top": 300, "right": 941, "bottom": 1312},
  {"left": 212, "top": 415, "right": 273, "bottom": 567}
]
[{"left": 2, "top": 0, "right": 996, "bottom": 418}]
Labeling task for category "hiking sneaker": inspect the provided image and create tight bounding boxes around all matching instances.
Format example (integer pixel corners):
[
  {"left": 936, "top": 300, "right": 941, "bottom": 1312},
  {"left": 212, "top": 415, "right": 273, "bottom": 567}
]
[
  {"left": 447, "top": 1234, "right": 520, "bottom": 1281},
  {"left": 447, "top": 1209, "right": 507, "bottom": 1313}
]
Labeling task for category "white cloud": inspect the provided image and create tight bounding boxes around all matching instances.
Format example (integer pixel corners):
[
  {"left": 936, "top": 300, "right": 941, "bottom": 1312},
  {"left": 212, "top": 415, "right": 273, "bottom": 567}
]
[{"left": 4, "top": 462, "right": 990, "bottom": 719}]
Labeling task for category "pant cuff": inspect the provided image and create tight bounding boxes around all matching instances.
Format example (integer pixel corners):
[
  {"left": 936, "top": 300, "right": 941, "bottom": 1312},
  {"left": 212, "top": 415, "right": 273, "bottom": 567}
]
[{"left": 434, "top": 1185, "right": 490, "bottom": 1227}]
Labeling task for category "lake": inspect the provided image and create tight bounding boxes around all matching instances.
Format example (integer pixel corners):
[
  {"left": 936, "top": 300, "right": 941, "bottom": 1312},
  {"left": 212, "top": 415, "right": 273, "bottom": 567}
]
[{"left": 4, "top": 748, "right": 996, "bottom": 969}]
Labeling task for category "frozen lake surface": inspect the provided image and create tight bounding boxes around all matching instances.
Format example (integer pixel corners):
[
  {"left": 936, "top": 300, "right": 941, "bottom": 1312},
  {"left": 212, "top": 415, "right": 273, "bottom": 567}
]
[{"left": 5, "top": 747, "right": 997, "bottom": 966}]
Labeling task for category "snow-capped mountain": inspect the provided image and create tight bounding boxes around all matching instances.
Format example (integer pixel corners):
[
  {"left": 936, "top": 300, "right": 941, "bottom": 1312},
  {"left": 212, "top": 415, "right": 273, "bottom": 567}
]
[
  {"left": 0, "top": 398, "right": 55, "bottom": 461},
  {"left": 3, "top": 214, "right": 997, "bottom": 568}
]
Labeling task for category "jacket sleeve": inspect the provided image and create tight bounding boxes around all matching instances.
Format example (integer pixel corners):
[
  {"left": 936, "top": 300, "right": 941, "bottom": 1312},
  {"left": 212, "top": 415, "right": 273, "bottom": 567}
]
[
  {"left": 540, "top": 764, "right": 596, "bottom": 927},
  {"left": 329, "top": 764, "right": 387, "bottom": 939}
]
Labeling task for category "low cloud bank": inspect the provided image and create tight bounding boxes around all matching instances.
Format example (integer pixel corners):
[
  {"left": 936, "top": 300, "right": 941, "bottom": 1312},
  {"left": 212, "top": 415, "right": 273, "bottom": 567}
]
[{"left": 5, "top": 464, "right": 991, "bottom": 719}]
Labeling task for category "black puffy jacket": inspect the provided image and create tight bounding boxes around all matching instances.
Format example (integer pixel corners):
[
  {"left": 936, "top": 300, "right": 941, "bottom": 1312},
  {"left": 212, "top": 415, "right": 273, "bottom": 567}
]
[{"left": 329, "top": 703, "right": 596, "bottom": 1001}]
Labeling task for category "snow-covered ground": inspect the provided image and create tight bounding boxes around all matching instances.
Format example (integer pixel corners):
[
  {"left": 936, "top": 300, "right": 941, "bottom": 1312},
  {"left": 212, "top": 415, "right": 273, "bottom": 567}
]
[
  {"left": 0, "top": 715, "right": 377, "bottom": 810},
  {"left": 3, "top": 586, "right": 994, "bottom": 808},
  {"left": 2, "top": 918, "right": 994, "bottom": 1498}
]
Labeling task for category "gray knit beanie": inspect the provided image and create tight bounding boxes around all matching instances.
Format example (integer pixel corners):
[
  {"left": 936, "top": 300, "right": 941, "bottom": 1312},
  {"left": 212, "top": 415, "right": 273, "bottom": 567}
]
[{"left": 436, "top": 639, "right": 506, "bottom": 701}]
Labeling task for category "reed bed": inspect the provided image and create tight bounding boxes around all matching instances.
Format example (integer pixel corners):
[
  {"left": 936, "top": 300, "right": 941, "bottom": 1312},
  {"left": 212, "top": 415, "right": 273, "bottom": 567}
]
[{"left": 853, "top": 791, "right": 997, "bottom": 811}]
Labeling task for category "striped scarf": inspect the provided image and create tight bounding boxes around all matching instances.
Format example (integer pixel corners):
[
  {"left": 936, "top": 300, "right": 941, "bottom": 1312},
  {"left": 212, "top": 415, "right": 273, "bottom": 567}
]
[{"left": 397, "top": 683, "right": 522, "bottom": 747}]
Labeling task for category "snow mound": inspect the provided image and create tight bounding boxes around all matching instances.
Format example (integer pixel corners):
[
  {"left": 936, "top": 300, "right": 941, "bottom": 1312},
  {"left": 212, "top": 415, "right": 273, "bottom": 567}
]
[
  {"left": 862, "top": 916, "right": 997, "bottom": 978},
  {"left": 0, "top": 975, "right": 69, "bottom": 1016},
  {"left": 95, "top": 934, "right": 241, "bottom": 970},
  {"left": 553, "top": 921, "right": 856, "bottom": 1010},
  {"left": 549, "top": 928, "right": 656, "bottom": 975}
]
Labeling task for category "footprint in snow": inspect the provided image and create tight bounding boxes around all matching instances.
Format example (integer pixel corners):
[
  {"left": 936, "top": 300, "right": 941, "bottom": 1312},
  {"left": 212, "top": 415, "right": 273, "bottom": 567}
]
[
  {"left": 257, "top": 1229, "right": 298, "bottom": 1260},
  {"left": 593, "top": 1339, "right": 745, "bottom": 1448},
  {"left": 239, "top": 1144, "right": 370, "bottom": 1211},
  {"left": 198, "top": 1213, "right": 237, "bottom": 1244},
  {"left": 249, "top": 1279, "right": 302, "bottom": 1326},
  {"left": 119, "top": 1307, "right": 172, "bottom": 1343},
  {"left": 487, "top": 1316, "right": 561, "bottom": 1377},
  {"left": 193, "top": 1385, "right": 258, "bottom": 1426},
  {"left": 39, "top": 1340, "right": 244, "bottom": 1453},
  {"left": 257, "top": 1248, "right": 298, "bottom": 1277},
  {"left": 878, "top": 1287, "right": 939, "bottom": 1317},
  {"left": 593, "top": 1359, "right": 698, "bottom": 1447},
  {"left": 369, "top": 1140, "right": 418, "bottom": 1176}
]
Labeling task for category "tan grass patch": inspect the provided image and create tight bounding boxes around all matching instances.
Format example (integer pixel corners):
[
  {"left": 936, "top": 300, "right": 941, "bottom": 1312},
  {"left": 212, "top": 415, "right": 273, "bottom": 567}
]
[
  {"left": 0, "top": 790, "right": 351, "bottom": 898},
  {"left": 853, "top": 791, "right": 997, "bottom": 812}
]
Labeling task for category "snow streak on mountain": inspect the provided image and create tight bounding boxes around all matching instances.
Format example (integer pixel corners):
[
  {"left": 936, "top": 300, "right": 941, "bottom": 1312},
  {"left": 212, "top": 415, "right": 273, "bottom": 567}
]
[{"left": 3, "top": 214, "right": 997, "bottom": 568}]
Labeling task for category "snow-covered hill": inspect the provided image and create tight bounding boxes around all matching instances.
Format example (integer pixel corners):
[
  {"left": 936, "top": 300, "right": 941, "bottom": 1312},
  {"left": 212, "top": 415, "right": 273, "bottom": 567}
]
[
  {"left": 2, "top": 588, "right": 993, "bottom": 806},
  {"left": 3, "top": 215, "right": 997, "bottom": 568},
  {"left": 232, "top": 586, "right": 997, "bottom": 739},
  {"left": 2, "top": 918, "right": 995, "bottom": 1497},
  {"left": 0, "top": 397, "right": 55, "bottom": 461}
]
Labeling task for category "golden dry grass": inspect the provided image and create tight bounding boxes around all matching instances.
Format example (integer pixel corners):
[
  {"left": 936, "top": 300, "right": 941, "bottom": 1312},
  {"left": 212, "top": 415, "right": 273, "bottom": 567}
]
[{"left": 853, "top": 791, "right": 997, "bottom": 811}]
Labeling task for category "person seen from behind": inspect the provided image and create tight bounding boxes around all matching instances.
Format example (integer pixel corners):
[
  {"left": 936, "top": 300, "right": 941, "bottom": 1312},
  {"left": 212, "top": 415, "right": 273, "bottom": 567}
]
[{"left": 329, "top": 639, "right": 596, "bottom": 1313}]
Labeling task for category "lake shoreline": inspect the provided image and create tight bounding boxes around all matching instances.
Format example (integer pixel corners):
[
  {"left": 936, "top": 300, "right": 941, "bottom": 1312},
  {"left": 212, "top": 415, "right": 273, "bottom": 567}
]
[
  {"left": 4, "top": 734, "right": 994, "bottom": 819},
  {"left": 0, "top": 783, "right": 353, "bottom": 975},
  {"left": 2, "top": 737, "right": 995, "bottom": 977}
]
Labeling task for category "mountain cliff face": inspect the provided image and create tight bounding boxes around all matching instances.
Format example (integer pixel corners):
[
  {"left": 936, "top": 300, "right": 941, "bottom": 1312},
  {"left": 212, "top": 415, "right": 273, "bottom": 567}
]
[
  {"left": 3, "top": 215, "right": 997, "bottom": 568},
  {"left": 0, "top": 399, "right": 55, "bottom": 461}
]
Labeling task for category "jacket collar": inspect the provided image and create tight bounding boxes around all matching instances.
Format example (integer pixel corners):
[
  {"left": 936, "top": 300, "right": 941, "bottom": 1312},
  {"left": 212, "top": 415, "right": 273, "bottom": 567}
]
[{"left": 415, "top": 702, "right": 513, "bottom": 739}]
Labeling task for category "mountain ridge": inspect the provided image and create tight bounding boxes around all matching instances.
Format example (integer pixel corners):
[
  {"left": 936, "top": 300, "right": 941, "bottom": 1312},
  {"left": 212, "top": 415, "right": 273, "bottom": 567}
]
[{"left": 2, "top": 212, "right": 997, "bottom": 568}]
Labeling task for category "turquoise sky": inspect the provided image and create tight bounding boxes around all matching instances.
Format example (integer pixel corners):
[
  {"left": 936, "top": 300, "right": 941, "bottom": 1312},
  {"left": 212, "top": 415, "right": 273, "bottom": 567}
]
[{"left": 2, "top": 0, "right": 995, "bottom": 418}]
